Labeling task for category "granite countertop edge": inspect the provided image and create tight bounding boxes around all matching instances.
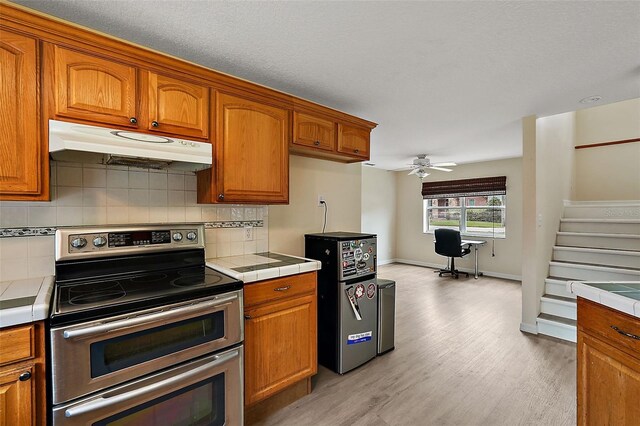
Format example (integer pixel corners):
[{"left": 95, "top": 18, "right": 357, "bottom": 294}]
[
  {"left": 206, "top": 252, "right": 321, "bottom": 284},
  {"left": 0, "top": 276, "right": 55, "bottom": 329},
  {"left": 568, "top": 281, "right": 640, "bottom": 319}
]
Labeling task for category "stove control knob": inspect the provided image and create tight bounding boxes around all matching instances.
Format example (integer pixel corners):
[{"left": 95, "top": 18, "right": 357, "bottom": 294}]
[
  {"left": 172, "top": 232, "right": 183, "bottom": 242},
  {"left": 93, "top": 236, "right": 107, "bottom": 247},
  {"left": 186, "top": 231, "right": 197, "bottom": 241},
  {"left": 71, "top": 237, "right": 87, "bottom": 249}
]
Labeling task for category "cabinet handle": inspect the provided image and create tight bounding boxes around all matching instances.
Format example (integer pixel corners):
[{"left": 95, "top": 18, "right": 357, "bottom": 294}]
[
  {"left": 19, "top": 371, "right": 31, "bottom": 381},
  {"left": 611, "top": 326, "right": 640, "bottom": 341},
  {"left": 244, "top": 314, "right": 251, "bottom": 320},
  {"left": 218, "top": 194, "right": 224, "bottom": 200},
  {"left": 274, "top": 285, "right": 291, "bottom": 292},
  {"left": 314, "top": 140, "right": 320, "bottom": 146},
  {"left": 354, "top": 149, "right": 359, "bottom": 154},
  {"left": 151, "top": 120, "right": 159, "bottom": 127},
  {"left": 129, "top": 117, "right": 138, "bottom": 124}
]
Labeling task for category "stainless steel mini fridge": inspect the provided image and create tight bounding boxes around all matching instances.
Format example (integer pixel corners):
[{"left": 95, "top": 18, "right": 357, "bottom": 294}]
[{"left": 305, "top": 232, "right": 378, "bottom": 374}]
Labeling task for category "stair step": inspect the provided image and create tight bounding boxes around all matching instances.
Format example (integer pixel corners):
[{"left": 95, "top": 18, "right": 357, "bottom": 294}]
[
  {"left": 549, "top": 261, "right": 640, "bottom": 281},
  {"left": 562, "top": 202, "right": 640, "bottom": 219},
  {"left": 545, "top": 278, "right": 576, "bottom": 299},
  {"left": 553, "top": 246, "right": 640, "bottom": 269},
  {"left": 556, "top": 232, "right": 640, "bottom": 251},
  {"left": 537, "top": 313, "right": 577, "bottom": 343},
  {"left": 541, "top": 294, "right": 577, "bottom": 320},
  {"left": 560, "top": 218, "right": 640, "bottom": 235}
]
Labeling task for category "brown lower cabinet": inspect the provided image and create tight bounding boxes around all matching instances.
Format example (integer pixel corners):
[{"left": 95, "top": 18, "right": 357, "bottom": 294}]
[
  {"left": 0, "top": 322, "right": 46, "bottom": 426},
  {"left": 243, "top": 272, "right": 317, "bottom": 407},
  {"left": 577, "top": 298, "right": 640, "bottom": 425}
]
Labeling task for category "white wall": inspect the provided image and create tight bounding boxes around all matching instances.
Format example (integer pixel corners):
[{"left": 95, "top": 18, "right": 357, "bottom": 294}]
[
  {"left": 575, "top": 98, "right": 640, "bottom": 146},
  {"left": 574, "top": 98, "right": 640, "bottom": 201},
  {"left": 394, "top": 157, "right": 523, "bottom": 280},
  {"left": 269, "top": 155, "right": 362, "bottom": 256},
  {"left": 361, "top": 166, "right": 396, "bottom": 264},
  {"left": 520, "top": 116, "right": 538, "bottom": 333},
  {"left": 520, "top": 112, "right": 576, "bottom": 332}
]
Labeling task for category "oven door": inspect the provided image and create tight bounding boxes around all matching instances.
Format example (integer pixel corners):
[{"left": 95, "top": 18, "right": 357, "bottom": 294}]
[
  {"left": 52, "top": 346, "right": 243, "bottom": 426},
  {"left": 50, "top": 290, "right": 243, "bottom": 405}
]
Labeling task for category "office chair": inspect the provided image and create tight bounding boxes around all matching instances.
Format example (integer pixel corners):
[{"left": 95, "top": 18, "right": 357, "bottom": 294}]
[{"left": 434, "top": 229, "right": 471, "bottom": 279}]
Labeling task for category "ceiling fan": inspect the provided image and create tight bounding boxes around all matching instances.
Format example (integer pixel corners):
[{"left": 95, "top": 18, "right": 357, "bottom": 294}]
[{"left": 407, "top": 154, "right": 457, "bottom": 178}]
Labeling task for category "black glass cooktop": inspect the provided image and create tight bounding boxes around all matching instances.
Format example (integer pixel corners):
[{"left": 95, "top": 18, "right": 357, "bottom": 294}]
[{"left": 51, "top": 250, "right": 242, "bottom": 326}]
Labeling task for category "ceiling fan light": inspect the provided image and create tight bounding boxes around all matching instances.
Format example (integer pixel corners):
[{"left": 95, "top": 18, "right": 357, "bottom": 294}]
[{"left": 416, "top": 169, "right": 429, "bottom": 179}]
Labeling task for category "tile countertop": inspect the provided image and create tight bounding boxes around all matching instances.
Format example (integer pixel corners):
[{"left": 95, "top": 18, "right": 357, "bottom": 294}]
[
  {"left": 206, "top": 252, "right": 321, "bottom": 283},
  {"left": 0, "top": 276, "right": 55, "bottom": 328},
  {"left": 568, "top": 281, "right": 640, "bottom": 319}
]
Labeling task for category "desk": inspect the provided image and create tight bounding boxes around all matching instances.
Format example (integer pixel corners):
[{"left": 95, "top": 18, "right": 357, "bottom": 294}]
[{"left": 461, "top": 239, "right": 486, "bottom": 279}]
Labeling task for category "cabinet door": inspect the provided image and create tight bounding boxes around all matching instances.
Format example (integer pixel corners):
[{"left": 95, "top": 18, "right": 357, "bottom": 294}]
[
  {"left": 0, "top": 366, "right": 34, "bottom": 426},
  {"left": 52, "top": 45, "right": 138, "bottom": 127},
  {"left": 337, "top": 123, "right": 370, "bottom": 159},
  {"left": 244, "top": 294, "right": 317, "bottom": 406},
  {"left": 292, "top": 112, "right": 335, "bottom": 151},
  {"left": 578, "top": 331, "right": 640, "bottom": 425},
  {"left": 0, "top": 30, "right": 43, "bottom": 198},
  {"left": 146, "top": 72, "right": 209, "bottom": 139},
  {"left": 214, "top": 92, "right": 289, "bottom": 204}
]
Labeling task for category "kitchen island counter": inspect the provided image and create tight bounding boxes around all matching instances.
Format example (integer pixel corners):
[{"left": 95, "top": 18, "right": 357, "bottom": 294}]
[
  {"left": 570, "top": 281, "right": 640, "bottom": 424},
  {"left": 568, "top": 281, "right": 640, "bottom": 318},
  {"left": 0, "top": 276, "right": 54, "bottom": 328},
  {"left": 206, "top": 252, "right": 321, "bottom": 283}
]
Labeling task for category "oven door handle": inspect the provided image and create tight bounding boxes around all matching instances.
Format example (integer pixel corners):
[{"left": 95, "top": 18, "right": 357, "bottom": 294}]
[
  {"left": 64, "top": 348, "right": 240, "bottom": 419},
  {"left": 63, "top": 293, "right": 239, "bottom": 340}
]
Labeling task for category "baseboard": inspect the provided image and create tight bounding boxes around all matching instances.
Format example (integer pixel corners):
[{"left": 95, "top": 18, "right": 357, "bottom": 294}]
[
  {"left": 393, "top": 258, "right": 522, "bottom": 282},
  {"left": 519, "top": 322, "right": 538, "bottom": 335},
  {"left": 378, "top": 258, "right": 397, "bottom": 266}
]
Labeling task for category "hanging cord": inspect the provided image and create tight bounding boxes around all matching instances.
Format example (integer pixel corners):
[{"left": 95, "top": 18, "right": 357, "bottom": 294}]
[
  {"left": 491, "top": 206, "right": 496, "bottom": 257},
  {"left": 321, "top": 200, "right": 328, "bottom": 233}
]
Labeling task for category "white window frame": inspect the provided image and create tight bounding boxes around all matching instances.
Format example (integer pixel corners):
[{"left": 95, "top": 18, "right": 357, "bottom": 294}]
[{"left": 423, "top": 196, "right": 506, "bottom": 238}]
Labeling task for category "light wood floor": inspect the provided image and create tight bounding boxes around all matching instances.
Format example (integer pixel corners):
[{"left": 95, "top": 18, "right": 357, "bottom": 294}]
[{"left": 253, "top": 263, "right": 577, "bottom": 426}]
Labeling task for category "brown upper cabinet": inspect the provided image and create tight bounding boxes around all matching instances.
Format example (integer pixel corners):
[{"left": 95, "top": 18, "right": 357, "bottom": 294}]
[
  {"left": 197, "top": 92, "right": 289, "bottom": 204},
  {"left": 50, "top": 45, "right": 139, "bottom": 128},
  {"left": 48, "top": 45, "right": 210, "bottom": 140},
  {"left": 0, "top": 29, "right": 46, "bottom": 201},
  {"left": 1, "top": 3, "right": 376, "bottom": 202},
  {"left": 337, "top": 123, "right": 370, "bottom": 160},
  {"left": 290, "top": 103, "right": 374, "bottom": 163},
  {"left": 144, "top": 71, "right": 209, "bottom": 139},
  {"left": 292, "top": 112, "right": 335, "bottom": 152}
]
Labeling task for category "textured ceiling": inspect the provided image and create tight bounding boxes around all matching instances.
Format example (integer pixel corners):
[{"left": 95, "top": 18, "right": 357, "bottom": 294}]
[{"left": 13, "top": 1, "right": 640, "bottom": 170}]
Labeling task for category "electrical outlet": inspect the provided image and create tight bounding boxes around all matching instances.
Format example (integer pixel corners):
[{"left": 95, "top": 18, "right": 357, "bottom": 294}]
[
  {"left": 244, "top": 226, "right": 253, "bottom": 241},
  {"left": 318, "top": 195, "right": 325, "bottom": 207}
]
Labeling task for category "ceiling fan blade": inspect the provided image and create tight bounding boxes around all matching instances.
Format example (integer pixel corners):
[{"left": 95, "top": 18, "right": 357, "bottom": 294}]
[
  {"left": 408, "top": 168, "right": 419, "bottom": 175},
  {"left": 429, "top": 166, "right": 453, "bottom": 172},
  {"left": 432, "top": 162, "right": 457, "bottom": 167}
]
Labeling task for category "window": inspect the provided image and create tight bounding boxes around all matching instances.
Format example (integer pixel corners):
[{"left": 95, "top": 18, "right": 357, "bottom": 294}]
[{"left": 422, "top": 176, "right": 506, "bottom": 238}]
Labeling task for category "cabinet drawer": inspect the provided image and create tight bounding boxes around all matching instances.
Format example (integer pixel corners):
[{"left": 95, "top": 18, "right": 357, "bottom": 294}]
[
  {"left": 0, "top": 324, "right": 34, "bottom": 366},
  {"left": 244, "top": 272, "right": 316, "bottom": 308},
  {"left": 578, "top": 297, "right": 640, "bottom": 357}
]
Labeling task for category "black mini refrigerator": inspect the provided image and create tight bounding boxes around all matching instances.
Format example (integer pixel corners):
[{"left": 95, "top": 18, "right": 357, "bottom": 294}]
[{"left": 305, "top": 232, "right": 377, "bottom": 374}]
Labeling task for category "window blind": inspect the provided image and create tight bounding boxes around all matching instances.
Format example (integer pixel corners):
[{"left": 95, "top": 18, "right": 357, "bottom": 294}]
[{"left": 422, "top": 176, "right": 506, "bottom": 199}]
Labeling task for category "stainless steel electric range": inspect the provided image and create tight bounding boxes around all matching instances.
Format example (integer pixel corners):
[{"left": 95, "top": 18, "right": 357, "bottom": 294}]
[{"left": 48, "top": 224, "right": 244, "bottom": 425}]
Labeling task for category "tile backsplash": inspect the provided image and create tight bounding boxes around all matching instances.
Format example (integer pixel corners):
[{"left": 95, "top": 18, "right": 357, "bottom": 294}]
[{"left": 0, "top": 161, "right": 268, "bottom": 281}]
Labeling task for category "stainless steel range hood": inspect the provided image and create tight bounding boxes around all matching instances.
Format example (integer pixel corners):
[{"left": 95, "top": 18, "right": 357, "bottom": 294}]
[{"left": 48, "top": 120, "right": 213, "bottom": 171}]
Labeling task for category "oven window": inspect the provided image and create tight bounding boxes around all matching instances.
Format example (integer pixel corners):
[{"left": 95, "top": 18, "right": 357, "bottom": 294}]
[
  {"left": 94, "top": 374, "right": 225, "bottom": 426},
  {"left": 91, "top": 312, "right": 224, "bottom": 377}
]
